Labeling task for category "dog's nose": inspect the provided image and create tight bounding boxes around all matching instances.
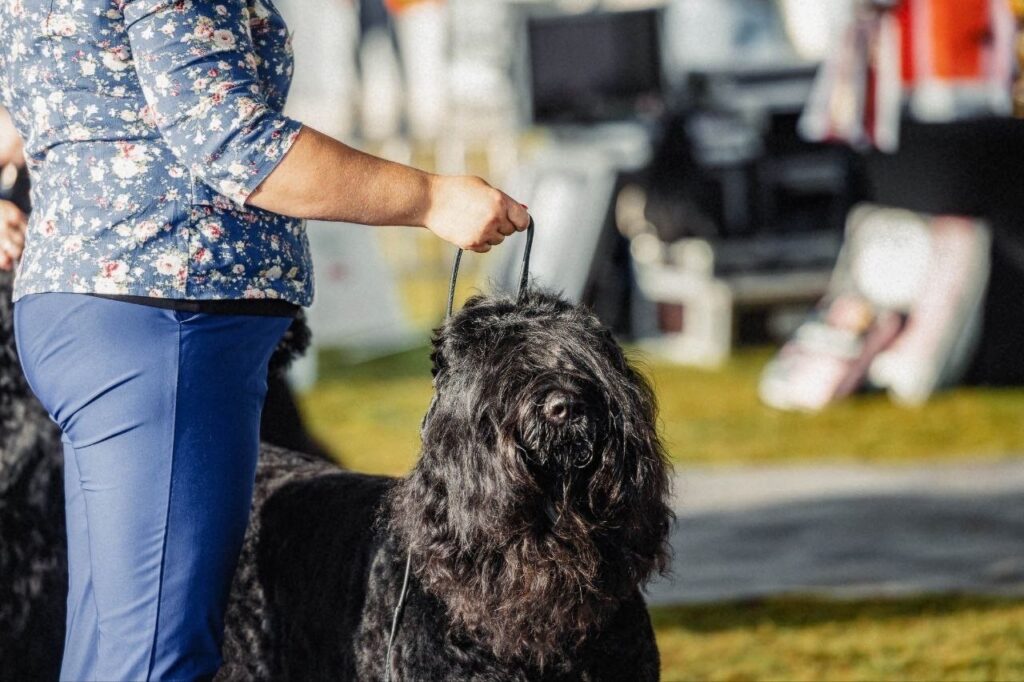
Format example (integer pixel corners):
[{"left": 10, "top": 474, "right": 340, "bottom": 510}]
[{"left": 543, "top": 391, "right": 575, "bottom": 425}]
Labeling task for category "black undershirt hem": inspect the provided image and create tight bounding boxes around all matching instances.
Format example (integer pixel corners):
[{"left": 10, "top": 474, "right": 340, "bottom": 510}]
[{"left": 85, "top": 293, "right": 301, "bottom": 318}]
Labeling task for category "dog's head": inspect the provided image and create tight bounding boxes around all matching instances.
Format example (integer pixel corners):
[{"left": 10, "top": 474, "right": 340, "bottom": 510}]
[{"left": 388, "top": 289, "right": 672, "bottom": 666}]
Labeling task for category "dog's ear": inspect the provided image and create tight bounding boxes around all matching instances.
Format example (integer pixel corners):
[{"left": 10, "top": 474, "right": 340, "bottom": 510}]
[{"left": 599, "top": 360, "right": 673, "bottom": 585}]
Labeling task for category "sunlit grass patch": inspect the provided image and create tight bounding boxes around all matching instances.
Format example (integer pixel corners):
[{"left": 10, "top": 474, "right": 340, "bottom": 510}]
[
  {"left": 651, "top": 595, "right": 1024, "bottom": 681},
  {"left": 648, "top": 349, "right": 1024, "bottom": 466}
]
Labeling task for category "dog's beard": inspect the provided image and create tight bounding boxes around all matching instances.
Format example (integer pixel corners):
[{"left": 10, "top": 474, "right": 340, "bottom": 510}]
[{"left": 388, "top": 437, "right": 619, "bottom": 668}]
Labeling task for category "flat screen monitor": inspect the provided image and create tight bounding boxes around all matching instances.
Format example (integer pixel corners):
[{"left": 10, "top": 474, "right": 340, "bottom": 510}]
[{"left": 526, "top": 9, "right": 664, "bottom": 125}]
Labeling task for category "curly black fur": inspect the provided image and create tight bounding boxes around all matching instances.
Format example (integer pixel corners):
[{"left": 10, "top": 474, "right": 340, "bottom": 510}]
[
  {"left": 220, "top": 291, "right": 673, "bottom": 680},
  {"left": 0, "top": 272, "right": 67, "bottom": 681},
  {"left": 387, "top": 291, "right": 673, "bottom": 670},
  {"left": 261, "top": 311, "right": 336, "bottom": 461}
]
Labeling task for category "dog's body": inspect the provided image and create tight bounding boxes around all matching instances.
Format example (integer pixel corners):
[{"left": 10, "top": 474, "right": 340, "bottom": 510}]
[
  {"left": 0, "top": 274, "right": 66, "bottom": 681},
  {"left": 2, "top": 273, "right": 672, "bottom": 680},
  {"left": 217, "top": 447, "right": 661, "bottom": 681}
]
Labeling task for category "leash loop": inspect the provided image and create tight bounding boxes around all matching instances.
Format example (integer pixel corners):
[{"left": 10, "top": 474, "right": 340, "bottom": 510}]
[{"left": 445, "top": 216, "right": 536, "bottom": 319}]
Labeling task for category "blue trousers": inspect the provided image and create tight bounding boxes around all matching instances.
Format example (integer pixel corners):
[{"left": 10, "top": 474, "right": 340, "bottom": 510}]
[{"left": 13, "top": 293, "right": 293, "bottom": 681}]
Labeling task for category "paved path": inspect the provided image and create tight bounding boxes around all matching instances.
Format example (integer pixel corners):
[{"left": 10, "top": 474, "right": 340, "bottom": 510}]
[{"left": 646, "top": 458, "right": 1024, "bottom": 605}]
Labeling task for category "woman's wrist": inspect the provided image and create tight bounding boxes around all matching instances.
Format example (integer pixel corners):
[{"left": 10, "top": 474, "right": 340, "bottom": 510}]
[{"left": 419, "top": 172, "right": 442, "bottom": 229}]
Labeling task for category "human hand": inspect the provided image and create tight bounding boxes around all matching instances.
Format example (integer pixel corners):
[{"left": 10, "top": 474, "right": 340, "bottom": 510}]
[
  {"left": 424, "top": 175, "right": 530, "bottom": 253},
  {"left": 0, "top": 108, "right": 25, "bottom": 169},
  {"left": 0, "top": 200, "right": 27, "bottom": 271}
]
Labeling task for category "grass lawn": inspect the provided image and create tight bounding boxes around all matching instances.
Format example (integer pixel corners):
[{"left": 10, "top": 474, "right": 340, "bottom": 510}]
[
  {"left": 298, "top": 346, "right": 1024, "bottom": 476},
  {"left": 651, "top": 596, "right": 1024, "bottom": 681}
]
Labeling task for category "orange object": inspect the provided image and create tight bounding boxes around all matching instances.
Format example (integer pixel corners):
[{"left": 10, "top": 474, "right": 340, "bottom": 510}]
[
  {"left": 383, "top": 0, "right": 441, "bottom": 14},
  {"left": 898, "top": 0, "right": 1005, "bottom": 82},
  {"left": 930, "top": 0, "right": 989, "bottom": 78}
]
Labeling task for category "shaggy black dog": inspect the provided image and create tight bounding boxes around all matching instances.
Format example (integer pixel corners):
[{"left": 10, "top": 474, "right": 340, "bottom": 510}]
[
  {"left": 217, "top": 291, "right": 673, "bottom": 680},
  {"left": 1, "top": 280, "right": 672, "bottom": 680},
  {"left": 0, "top": 279, "right": 66, "bottom": 682}
]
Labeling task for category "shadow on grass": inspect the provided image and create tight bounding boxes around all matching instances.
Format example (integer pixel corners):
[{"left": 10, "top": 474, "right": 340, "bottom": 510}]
[
  {"left": 647, "top": 490, "right": 1024, "bottom": 606},
  {"left": 650, "top": 594, "right": 1024, "bottom": 634}
]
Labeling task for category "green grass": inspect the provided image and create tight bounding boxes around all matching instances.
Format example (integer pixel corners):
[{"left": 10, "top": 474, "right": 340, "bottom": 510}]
[
  {"left": 298, "top": 346, "right": 1024, "bottom": 475},
  {"left": 650, "top": 349, "right": 1024, "bottom": 465},
  {"left": 299, "top": 346, "right": 435, "bottom": 476},
  {"left": 651, "top": 596, "right": 1024, "bottom": 681}
]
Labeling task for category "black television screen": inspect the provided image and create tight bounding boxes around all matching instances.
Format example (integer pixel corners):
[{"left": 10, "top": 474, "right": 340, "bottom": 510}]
[{"left": 527, "top": 9, "right": 663, "bottom": 125}]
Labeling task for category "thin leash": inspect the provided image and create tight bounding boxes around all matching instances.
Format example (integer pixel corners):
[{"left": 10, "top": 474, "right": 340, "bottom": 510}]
[{"left": 384, "top": 217, "right": 535, "bottom": 682}]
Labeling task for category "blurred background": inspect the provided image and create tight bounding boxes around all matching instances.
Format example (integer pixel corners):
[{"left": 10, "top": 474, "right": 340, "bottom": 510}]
[
  {"left": 285, "top": 0, "right": 1024, "bottom": 679},
  {"left": 6, "top": 0, "right": 1024, "bottom": 678}
]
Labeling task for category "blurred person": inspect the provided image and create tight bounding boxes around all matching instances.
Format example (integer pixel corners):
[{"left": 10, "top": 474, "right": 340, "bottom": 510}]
[
  {"left": 388, "top": 0, "right": 448, "bottom": 141},
  {"left": 0, "top": 1, "right": 529, "bottom": 680},
  {"left": 357, "top": 0, "right": 404, "bottom": 140},
  {"left": 275, "top": 0, "right": 415, "bottom": 381},
  {"left": 799, "top": 0, "right": 1014, "bottom": 152}
]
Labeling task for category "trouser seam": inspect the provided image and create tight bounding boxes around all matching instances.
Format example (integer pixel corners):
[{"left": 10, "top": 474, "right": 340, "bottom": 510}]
[
  {"left": 144, "top": 316, "right": 182, "bottom": 680},
  {"left": 61, "top": 438, "right": 102, "bottom": 682}
]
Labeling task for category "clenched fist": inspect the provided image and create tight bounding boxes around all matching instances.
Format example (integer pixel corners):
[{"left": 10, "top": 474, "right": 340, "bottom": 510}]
[{"left": 424, "top": 175, "right": 530, "bottom": 253}]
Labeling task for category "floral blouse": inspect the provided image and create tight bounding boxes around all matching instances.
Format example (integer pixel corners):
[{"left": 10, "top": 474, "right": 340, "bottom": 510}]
[{"left": 0, "top": 0, "right": 313, "bottom": 306}]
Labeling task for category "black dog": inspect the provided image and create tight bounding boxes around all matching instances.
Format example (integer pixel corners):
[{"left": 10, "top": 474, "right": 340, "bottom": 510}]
[
  {"left": 218, "top": 291, "right": 673, "bottom": 680},
  {"left": 1, "top": 280, "right": 672, "bottom": 680},
  {"left": 0, "top": 280, "right": 67, "bottom": 682}
]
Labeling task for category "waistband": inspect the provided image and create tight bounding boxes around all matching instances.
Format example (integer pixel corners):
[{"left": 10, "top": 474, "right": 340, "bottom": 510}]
[{"left": 83, "top": 293, "right": 300, "bottom": 318}]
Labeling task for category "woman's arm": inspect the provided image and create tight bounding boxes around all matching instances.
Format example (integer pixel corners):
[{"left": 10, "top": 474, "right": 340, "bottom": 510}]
[
  {"left": 247, "top": 127, "right": 529, "bottom": 252},
  {"left": 122, "top": 0, "right": 526, "bottom": 253}
]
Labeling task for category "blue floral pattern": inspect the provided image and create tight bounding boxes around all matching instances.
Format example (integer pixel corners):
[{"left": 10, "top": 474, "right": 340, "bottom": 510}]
[{"left": 0, "top": 0, "right": 313, "bottom": 305}]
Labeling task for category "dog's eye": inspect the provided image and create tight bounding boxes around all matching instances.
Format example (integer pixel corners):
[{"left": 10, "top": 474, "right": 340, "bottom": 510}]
[{"left": 542, "top": 390, "right": 578, "bottom": 426}]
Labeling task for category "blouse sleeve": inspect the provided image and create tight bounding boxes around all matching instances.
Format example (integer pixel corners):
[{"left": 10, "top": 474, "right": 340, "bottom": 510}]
[{"left": 122, "top": 0, "right": 303, "bottom": 206}]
